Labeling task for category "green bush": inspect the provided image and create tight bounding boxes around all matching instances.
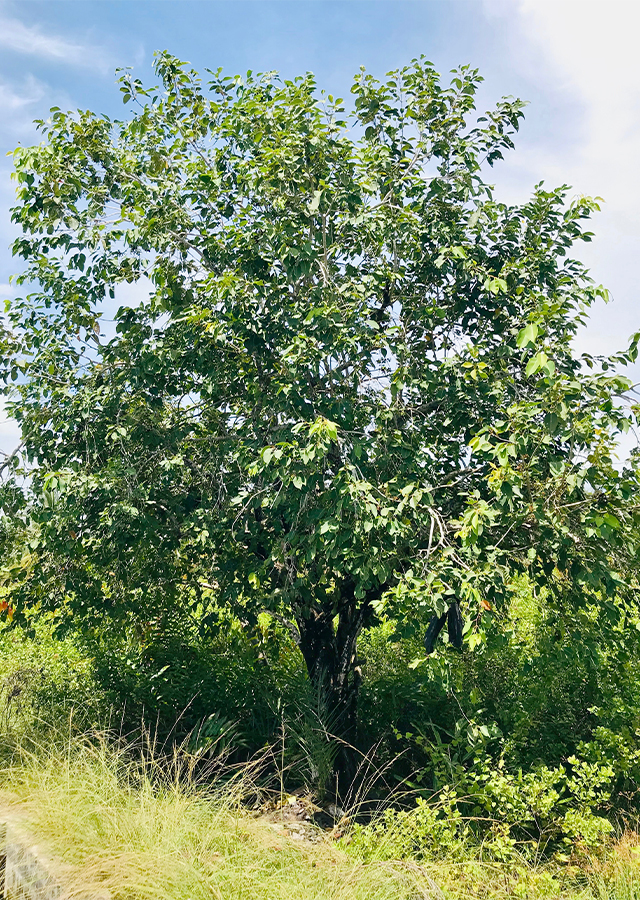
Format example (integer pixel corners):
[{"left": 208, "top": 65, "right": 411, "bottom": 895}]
[
  {"left": 347, "top": 576, "right": 640, "bottom": 856},
  {"left": 346, "top": 751, "right": 615, "bottom": 864},
  {"left": 0, "top": 617, "right": 104, "bottom": 739},
  {"left": 79, "top": 611, "right": 307, "bottom": 755}
]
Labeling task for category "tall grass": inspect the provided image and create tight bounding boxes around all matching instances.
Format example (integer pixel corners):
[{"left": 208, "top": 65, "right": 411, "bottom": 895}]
[
  {"left": 3, "top": 731, "right": 640, "bottom": 899},
  {"left": 0, "top": 732, "right": 437, "bottom": 900}
]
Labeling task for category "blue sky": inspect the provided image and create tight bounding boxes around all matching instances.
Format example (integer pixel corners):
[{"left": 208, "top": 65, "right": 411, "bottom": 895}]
[{"left": 1, "top": 0, "right": 640, "bottom": 456}]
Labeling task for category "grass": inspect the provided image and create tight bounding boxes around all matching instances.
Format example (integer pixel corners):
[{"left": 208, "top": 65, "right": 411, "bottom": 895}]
[
  {"left": 0, "top": 733, "right": 438, "bottom": 900},
  {"left": 2, "top": 732, "right": 640, "bottom": 900}
]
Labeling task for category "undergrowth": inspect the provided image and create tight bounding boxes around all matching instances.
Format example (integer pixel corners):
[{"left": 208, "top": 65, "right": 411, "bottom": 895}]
[
  {"left": 3, "top": 583, "right": 640, "bottom": 898},
  {"left": 1, "top": 732, "right": 640, "bottom": 899},
  {"left": 0, "top": 733, "right": 435, "bottom": 900}
]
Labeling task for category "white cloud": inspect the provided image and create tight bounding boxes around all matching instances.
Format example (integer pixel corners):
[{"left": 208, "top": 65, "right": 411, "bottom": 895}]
[
  {"left": 0, "top": 396, "right": 21, "bottom": 457},
  {"left": 481, "top": 0, "right": 640, "bottom": 460},
  {"left": 516, "top": 1, "right": 640, "bottom": 221},
  {"left": 0, "top": 15, "right": 116, "bottom": 73},
  {"left": 483, "top": 1, "right": 640, "bottom": 360},
  {"left": 0, "top": 74, "right": 47, "bottom": 138}
]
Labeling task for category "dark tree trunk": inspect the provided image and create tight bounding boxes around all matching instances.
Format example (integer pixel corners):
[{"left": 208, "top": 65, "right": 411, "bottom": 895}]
[{"left": 296, "top": 581, "right": 377, "bottom": 797}]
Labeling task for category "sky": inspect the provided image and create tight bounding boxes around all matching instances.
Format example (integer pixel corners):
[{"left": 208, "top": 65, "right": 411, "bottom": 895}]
[{"left": 1, "top": 0, "right": 639, "bottom": 458}]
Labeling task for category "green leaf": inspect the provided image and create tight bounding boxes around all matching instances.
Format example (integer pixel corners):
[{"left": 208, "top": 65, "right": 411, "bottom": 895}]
[
  {"left": 525, "top": 350, "right": 548, "bottom": 377},
  {"left": 469, "top": 433, "right": 492, "bottom": 454},
  {"left": 517, "top": 323, "right": 539, "bottom": 349},
  {"left": 308, "top": 190, "right": 322, "bottom": 213},
  {"left": 485, "top": 277, "right": 508, "bottom": 295},
  {"left": 325, "top": 420, "right": 338, "bottom": 441}
]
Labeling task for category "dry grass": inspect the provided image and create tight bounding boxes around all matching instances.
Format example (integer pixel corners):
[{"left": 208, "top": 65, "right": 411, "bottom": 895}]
[
  {"left": 3, "top": 732, "right": 640, "bottom": 900},
  {"left": 0, "top": 734, "right": 438, "bottom": 900}
]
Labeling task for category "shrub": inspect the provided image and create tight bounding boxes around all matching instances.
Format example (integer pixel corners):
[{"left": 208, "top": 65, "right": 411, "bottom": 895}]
[{"left": 0, "top": 618, "right": 104, "bottom": 739}]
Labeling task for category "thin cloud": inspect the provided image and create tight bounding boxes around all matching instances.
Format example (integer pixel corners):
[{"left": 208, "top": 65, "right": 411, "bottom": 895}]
[
  {"left": 0, "top": 75, "right": 44, "bottom": 112},
  {"left": 0, "top": 15, "right": 116, "bottom": 73},
  {"left": 483, "top": 0, "right": 640, "bottom": 459},
  {"left": 0, "top": 396, "right": 21, "bottom": 454},
  {"left": 517, "top": 1, "right": 640, "bottom": 216},
  {"left": 513, "top": 1, "right": 640, "bottom": 345}
]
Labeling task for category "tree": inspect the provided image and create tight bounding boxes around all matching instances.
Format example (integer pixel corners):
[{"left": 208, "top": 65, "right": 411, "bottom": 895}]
[{"left": 2, "top": 53, "right": 640, "bottom": 786}]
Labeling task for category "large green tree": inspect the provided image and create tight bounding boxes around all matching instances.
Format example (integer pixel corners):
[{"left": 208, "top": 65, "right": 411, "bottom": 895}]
[{"left": 2, "top": 54, "right": 639, "bottom": 781}]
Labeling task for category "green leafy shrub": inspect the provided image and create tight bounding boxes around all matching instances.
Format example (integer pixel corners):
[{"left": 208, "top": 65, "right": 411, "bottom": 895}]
[
  {"left": 82, "top": 611, "right": 305, "bottom": 755},
  {"left": 347, "top": 750, "right": 614, "bottom": 864},
  {"left": 347, "top": 790, "right": 467, "bottom": 862},
  {"left": 0, "top": 617, "right": 104, "bottom": 739}
]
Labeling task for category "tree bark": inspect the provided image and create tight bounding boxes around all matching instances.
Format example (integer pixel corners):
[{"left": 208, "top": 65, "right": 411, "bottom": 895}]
[{"left": 296, "top": 581, "right": 376, "bottom": 797}]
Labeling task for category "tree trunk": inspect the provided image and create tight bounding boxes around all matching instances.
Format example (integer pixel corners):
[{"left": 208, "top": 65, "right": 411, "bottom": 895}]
[{"left": 296, "top": 584, "right": 371, "bottom": 798}]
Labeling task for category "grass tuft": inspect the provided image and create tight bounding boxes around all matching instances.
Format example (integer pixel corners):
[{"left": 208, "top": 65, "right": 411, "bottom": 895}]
[{"left": 0, "top": 732, "right": 434, "bottom": 900}]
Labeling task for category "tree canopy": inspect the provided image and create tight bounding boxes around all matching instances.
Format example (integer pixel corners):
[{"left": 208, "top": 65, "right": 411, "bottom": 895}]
[{"left": 2, "top": 54, "right": 640, "bottom": 778}]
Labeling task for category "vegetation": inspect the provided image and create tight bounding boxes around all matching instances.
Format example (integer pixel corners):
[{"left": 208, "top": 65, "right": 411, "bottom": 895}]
[
  {"left": 2, "top": 52, "right": 640, "bottom": 897},
  {"left": 1, "top": 735, "right": 428, "bottom": 900},
  {"left": 3, "top": 729, "right": 640, "bottom": 900}
]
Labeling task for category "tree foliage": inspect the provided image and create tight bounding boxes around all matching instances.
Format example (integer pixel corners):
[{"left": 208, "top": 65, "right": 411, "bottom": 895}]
[{"left": 2, "top": 54, "right": 640, "bottom": 773}]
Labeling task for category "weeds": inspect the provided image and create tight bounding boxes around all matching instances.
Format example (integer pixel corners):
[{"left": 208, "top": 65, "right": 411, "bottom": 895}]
[
  {"left": 3, "top": 608, "right": 640, "bottom": 899},
  {"left": 0, "top": 732, "right": 435, "bottom": 900}
]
